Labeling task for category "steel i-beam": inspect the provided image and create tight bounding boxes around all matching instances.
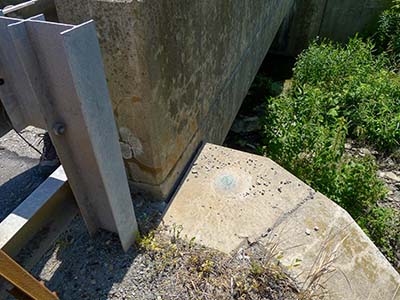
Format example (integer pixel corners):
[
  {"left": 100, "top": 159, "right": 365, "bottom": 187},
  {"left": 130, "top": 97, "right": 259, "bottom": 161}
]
[{"left": 0, "top": 15, "right": 138, "bottom": 251}]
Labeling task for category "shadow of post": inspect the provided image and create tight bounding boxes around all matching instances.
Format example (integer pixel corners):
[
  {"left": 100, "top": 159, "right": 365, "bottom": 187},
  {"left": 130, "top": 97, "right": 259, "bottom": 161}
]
[
  {"left": 29, "top": 198, "right": 165, "bottom": 300},
  {"left": 0, "top": 165, "right": 56, "bottom": 222}
]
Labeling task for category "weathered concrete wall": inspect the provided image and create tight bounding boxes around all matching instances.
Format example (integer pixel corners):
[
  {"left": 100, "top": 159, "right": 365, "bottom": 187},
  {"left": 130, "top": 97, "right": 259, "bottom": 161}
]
[
  {"left": 320, "top": 0, "right": 392, "bottom": 41},
  {"left": 273, "top": 0, "right": 392, "bottom": 56},
  {"left": 55, "top": 0, "right": 293, "bottom": 199}
]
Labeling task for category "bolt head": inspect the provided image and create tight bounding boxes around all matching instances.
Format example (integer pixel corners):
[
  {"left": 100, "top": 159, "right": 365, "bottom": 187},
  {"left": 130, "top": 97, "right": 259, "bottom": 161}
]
[{"left": 53, "top": 122, "right": 65, "bottom": 135}]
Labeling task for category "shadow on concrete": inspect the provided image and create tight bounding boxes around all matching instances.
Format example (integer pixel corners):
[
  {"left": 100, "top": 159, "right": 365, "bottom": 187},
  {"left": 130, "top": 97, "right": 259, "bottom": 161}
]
[{"left": 0, "top": 165, "right": 55, "bottom": 221}]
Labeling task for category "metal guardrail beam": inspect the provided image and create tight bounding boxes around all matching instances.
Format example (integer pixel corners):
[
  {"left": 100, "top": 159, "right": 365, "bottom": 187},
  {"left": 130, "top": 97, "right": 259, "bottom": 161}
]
[
  {"left": 0, "top": 15, "right": 138, "bottom": 251},
  {"left": 0, "top": 15, "right": 46, "bottom": 131},
  {"left": 0, "top": 167, "right": 78, "bottom": 269},
  {"left": 1, "top": 0, "right": 38, "bottom": 15}
]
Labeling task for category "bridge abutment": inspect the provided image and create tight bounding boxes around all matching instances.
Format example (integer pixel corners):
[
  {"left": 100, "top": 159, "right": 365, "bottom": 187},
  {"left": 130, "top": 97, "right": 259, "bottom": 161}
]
[{"left": 55, "top": 0, "right": 294, "bottom": 200}]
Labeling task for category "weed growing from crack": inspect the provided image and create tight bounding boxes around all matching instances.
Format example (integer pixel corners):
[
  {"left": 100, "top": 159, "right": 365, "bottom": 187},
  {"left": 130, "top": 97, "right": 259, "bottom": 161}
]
[{"left": 137, "top": 228, "right": 325, "bottom": 300}]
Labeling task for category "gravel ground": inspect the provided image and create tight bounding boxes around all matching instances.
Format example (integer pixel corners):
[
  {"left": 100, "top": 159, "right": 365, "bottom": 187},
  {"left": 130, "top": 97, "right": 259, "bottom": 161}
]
[
  {"left": 0, "top": 197, "right": 165, "bottom": 300},
  {"left": 27, "top": 212, "right": 312, "bottom": 300}
]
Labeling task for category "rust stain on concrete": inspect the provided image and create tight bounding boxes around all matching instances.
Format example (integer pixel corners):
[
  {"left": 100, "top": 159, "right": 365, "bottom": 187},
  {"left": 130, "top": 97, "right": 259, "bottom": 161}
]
[{"left": 132, "top": 96, "right": 141, "bottom": 103}]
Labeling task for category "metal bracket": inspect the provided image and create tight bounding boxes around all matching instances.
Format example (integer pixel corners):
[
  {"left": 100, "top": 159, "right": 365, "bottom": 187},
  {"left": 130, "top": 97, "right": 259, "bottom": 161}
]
[{"left": 0, "top": 15, "right": 138, "bottom": 251}]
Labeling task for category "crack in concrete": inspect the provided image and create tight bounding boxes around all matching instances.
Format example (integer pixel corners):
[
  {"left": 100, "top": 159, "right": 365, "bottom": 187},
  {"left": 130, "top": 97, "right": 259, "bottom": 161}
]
[
  {"left": 236, "top": 188, "right": 317, "bottom": 250},
  {"left": 264, "top": 188, "right": 316, "bottom": 237}
]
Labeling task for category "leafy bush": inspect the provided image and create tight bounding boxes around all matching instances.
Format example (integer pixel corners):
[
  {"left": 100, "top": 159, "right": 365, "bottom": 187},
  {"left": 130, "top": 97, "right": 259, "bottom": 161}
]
[
  {"left": 263, "top": 87, "right": 387, "bottom": 218},
  {"left": 264, "top": 86, "right": 347, "bottom": 189},
  {"left": 293, "top": 38, "right": 387, "bottom": 86},
  {"left": 376, "top": 0, "right": 400, "bottom": 69},
  {"left": 359, "top": 206, "right": 400, "bottom": 262},
  {"left": 293, "top": 38, "right": 400, "bottom": 152},
  {"left": 262, "top": 37, "right": 399, "bottom": 263}
]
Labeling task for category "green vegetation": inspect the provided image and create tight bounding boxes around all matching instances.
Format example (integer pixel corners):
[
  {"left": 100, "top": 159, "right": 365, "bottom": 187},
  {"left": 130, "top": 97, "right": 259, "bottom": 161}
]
[
  {"left": 376, "top": 0, "right": 400, "bottom": 70},
  {"left": 261, "top": 37, "right": 400, "bottom": 263},
  {"left": 294, "top": 38, "right": 400, "bottom": 152}
]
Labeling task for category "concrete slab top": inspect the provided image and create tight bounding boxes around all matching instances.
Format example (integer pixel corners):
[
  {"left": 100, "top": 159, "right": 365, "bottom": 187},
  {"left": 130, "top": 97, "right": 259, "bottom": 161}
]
[
  {"left": 163, "top": 143, "right": 400, "bottom": 300},
  {"left": 164, "top": 143, "right": 316, "bottom": 254}
]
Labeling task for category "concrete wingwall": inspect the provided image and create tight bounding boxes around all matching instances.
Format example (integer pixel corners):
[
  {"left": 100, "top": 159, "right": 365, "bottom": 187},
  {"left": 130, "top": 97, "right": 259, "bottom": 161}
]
[
  {"left": 272, "top": 0, "right": 392, "bottom": 57},
  {"left": 55, "top": 0, "right": 294, "bottom": 200}
]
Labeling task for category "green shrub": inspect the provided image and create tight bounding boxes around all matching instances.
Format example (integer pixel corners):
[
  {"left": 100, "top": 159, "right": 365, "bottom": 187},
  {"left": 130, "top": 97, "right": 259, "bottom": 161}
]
[
  {"left": 263, "top": 86, "right": 347, "bottom": 190},
  {"left": 262, "top": 37, "right": 400, "bottom": 262},
  {"left": 333, "top": 156, "right": 387, "bottom": 218},
  {"left": 263, "top": 88, "right": 387, "bottom": 217},
  {"left": 292, "top": 38, "right": 400, "bottom": 152},
  {"left": 263, "top": 87, "right": 396, "bottom": 260},
  {"left": 293, "top": 38, "right": 387, "bottom": 87},
  {"left": 376, "top": 0, "right": 400, "bottom": 69},
  {"left": 358, "top": 206, "right": 400, "bottom": 263}
]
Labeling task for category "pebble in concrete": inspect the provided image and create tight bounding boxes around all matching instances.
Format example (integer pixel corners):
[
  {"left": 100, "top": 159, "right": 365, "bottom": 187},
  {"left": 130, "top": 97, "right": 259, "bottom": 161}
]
[{"left": 163, "top": 143, "right": 400, "bottom": 300}]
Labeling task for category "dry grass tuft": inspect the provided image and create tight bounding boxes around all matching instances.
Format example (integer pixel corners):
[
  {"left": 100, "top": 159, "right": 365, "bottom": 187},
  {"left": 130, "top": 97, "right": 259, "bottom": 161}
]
[{"left": 137, "top": 226, "right": 331, "bottom": 300}]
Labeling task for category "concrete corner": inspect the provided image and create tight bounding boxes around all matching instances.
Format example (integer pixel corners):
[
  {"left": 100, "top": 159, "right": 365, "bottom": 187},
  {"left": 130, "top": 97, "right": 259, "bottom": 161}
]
[{"left": 55, "top": 0, "right": 293, "bottom": 200}]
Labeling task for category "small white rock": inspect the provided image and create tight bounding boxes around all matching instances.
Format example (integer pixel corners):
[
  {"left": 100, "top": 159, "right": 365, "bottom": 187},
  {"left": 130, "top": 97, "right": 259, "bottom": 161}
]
[
  {"left": 378, "top": 171, "right": 385, "bottom": 178},
  {"left": 305, "top": 229, "right": 311, "bottom": 235},
  {"left": 359, "top": 148, "right": 372, "bottom": 156},
  {"left": 384, "top": 172, "right": 400, "bottom": 182}
]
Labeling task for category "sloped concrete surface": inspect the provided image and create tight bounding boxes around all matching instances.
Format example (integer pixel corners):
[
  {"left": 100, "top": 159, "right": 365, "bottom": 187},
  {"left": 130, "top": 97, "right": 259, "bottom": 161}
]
[{"left": 163, "top": 143, "right": 400, "bottom": 300}]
